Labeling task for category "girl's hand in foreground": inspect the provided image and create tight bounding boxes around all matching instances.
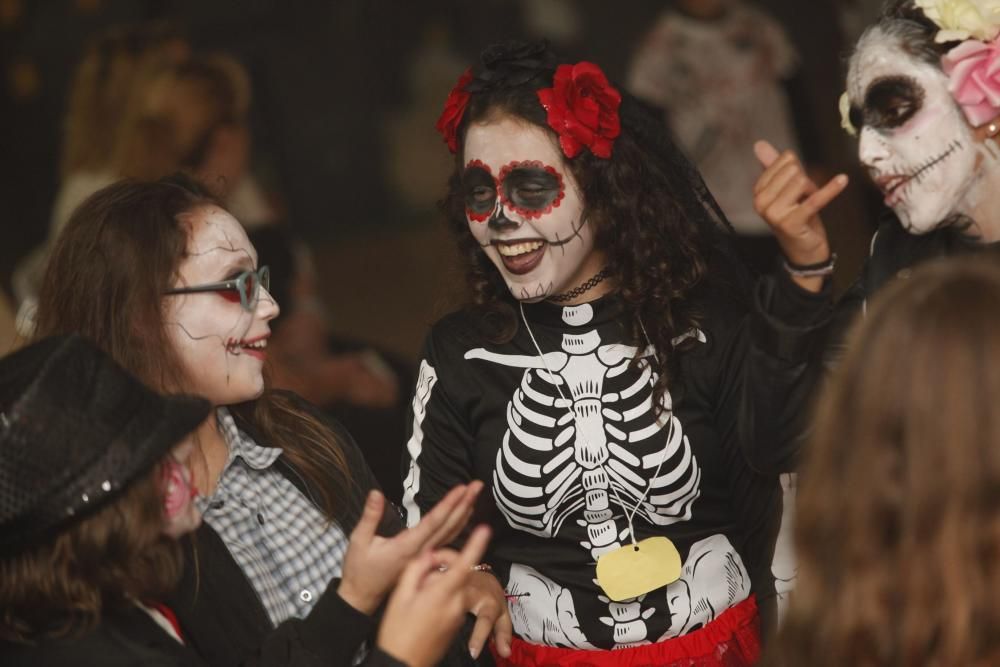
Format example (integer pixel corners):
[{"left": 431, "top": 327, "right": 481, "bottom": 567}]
[{"left": 377, "top": 525, "right": 492, "bottom": 667}]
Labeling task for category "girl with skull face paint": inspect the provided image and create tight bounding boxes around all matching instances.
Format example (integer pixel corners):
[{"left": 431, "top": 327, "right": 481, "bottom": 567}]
[
  {"left": 402, "top": 41, "right": 834, "bottom": 665},
  {"left": 32, "top": 174, "right": 492, "bottom": 667},
  {"left": 750, "top": 0, "right": 1000, "bottom": 473}
]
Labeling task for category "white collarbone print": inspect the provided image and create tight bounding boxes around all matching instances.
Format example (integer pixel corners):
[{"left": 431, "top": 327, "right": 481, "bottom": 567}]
[{"left": 464, "top": 303, "right": 748, "bottom": 648}]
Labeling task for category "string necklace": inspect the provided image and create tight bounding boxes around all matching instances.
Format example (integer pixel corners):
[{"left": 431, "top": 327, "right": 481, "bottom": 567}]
[
  {"left": 547, "top": 268, "right": 611, "bottom": 303},
  {"left": 518, "top": 301, "right": 672, "bottom": 549}
]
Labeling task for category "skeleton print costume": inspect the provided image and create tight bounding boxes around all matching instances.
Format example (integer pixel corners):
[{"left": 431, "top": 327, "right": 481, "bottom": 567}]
[{"left": 403, "top": 267, "right": 829, "bottom": 652}]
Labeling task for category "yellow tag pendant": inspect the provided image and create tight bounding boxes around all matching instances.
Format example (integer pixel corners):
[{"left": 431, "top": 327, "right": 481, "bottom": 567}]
[{"left": 595, "top": 536, "right": 682, "bottom": 602}]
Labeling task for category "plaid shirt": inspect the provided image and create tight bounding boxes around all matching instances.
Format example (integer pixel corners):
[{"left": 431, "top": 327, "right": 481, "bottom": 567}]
[{"left": 196, "top": 407, "right": 350, "bottom": 627}]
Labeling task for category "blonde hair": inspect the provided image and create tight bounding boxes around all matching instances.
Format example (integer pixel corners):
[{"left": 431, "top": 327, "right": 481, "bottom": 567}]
[
  {"left": 111, "top": 53, "right": 250, "bottom": 183},
  {"left": 61, "top": 22, "right": 187, "bottom": 178}
]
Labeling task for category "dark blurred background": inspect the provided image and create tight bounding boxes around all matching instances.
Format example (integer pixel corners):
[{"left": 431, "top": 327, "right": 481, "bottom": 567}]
[{"left": 0, "top": 0, "right": 881, "bottom": 363}]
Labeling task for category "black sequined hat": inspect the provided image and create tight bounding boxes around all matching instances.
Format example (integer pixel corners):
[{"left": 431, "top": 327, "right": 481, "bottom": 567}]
[{"left": 0, "top": 335, "right": 210, "bottom": 553}]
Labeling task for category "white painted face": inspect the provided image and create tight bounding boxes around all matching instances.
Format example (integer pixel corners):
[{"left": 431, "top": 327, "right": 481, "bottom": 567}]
[
  {"left": 848, "top": 35, "right": 985, "bottom": 234},
  {"left": 462, "top": 117, "right": 605, "bottom": 302},
  {"left": 163, "top": 205, "right": 279, "bottom": 405}
]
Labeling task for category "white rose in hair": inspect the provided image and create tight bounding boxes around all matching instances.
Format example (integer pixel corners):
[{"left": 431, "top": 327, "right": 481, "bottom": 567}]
[{"left": 916, "top": 0, "right": 1000, "bottom": 42}]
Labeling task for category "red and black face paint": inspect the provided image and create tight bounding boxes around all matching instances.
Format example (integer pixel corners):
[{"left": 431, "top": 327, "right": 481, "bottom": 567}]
[
  {"left": 463, "top": 159, "right": 496, "bottom": 222},
  {"left": 463, "top": 159, "right": 566, "bottom": 222}
]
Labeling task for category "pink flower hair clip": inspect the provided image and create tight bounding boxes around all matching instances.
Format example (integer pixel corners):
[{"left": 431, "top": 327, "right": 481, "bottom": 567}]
[{"left": 943, "top": 35, "right": 1000, "bottom": 127}]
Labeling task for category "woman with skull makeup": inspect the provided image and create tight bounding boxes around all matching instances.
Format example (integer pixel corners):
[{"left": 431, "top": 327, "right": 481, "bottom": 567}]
[
  {"left": 32, "top": 174, "right": 491, "bottom": 667},
  {"left": 751, "top": 0, "right": 1000, "bottom": 474},
  {"left": 401, "top": 42, "right": 834, "bottom": 665}
]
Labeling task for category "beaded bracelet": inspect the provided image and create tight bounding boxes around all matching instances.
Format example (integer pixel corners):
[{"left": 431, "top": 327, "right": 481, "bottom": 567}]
[{"left": 783, "top": 252, "right": 837, "bottom": 278}]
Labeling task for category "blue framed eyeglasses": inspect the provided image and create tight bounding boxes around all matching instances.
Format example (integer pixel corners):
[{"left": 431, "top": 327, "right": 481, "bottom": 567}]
[{"left": 164, "top": 266, "right": 270, "bottom": 312}]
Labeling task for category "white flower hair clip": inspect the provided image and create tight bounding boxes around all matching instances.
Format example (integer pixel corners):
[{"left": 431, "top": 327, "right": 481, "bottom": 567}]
[{"left": 915, "top": 0, "right": 1000, "bottom": 42}]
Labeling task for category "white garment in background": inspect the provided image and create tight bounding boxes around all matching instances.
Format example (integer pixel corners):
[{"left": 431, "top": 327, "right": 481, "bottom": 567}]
[{"left": 628, "top": 5, "right": 800, "bottom": 234}]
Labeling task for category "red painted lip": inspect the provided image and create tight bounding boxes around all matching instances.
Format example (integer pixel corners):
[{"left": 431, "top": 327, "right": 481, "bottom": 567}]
[
  {"left": 492, "top": 239, "right": 546, "bottom": 275},
  {"left": 873, "top": 173, "right": 910, "bottom": 205},
  {"left": 229, "top": 332, "right": 270, "bottom": 360}
]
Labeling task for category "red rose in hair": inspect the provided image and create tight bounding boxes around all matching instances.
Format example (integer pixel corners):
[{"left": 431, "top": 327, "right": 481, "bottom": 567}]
[
  {"left": 436, "top": 68, "right": 473, "bottom": 153},
  {"left": 537, "top": 62, "right": 621, "bottom": 159}
]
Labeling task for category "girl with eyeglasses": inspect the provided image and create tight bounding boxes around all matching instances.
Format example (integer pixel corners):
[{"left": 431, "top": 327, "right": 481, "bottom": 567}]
[{"left": 33, "top": 173, "right": 491, "bottom": 667}]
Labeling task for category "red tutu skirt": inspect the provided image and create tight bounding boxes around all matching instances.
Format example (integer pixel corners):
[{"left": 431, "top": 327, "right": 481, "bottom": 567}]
[{"left": 491, "top": 595, "right": 759, "bottom": 667}]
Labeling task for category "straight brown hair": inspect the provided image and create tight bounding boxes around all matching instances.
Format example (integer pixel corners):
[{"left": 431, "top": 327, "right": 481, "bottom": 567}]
[{"left": 35, "top": 174, "right": 358, "bottom": 523}]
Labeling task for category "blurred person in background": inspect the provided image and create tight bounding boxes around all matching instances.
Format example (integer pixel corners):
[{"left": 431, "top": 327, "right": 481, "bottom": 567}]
[
  {"left": 53, "top": 21, "right": 190, "bottom": 235},
  {"left": 12, "top": 21, "right": 190, "bottom": 332},
  {"left": 248, "top": 225, "right": 408, "bottom": 503},
  {"left": 627, "top": 0, "right": 804, "bottom": 273}
]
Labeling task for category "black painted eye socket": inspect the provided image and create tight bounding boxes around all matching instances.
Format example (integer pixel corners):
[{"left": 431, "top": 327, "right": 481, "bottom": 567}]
[
  {"left": 462, "top": 166, "right": 497, "bottom": 215},
  {"left": 849, "top": 105, "right": 863, "bottom": 131},
  {"left": 863, "top": 75, "right": 924, "bottom": 130},
  {"left": 501, "top": 166, "right": 561, "bottom": 212}
]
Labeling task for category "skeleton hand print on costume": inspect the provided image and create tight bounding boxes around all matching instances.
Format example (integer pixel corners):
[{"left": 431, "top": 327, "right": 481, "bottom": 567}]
[
  {"left": 657, "top": 534, "right": 750, "bottom": 640},
  {"left": 462, "top": 118, "right": 605, "bottom": 302},
  {"left": 164, "top": 206, "right": 278, "bottom": 405},
  {"left": 848, "top": 36, "right": 1000, "bottom": 234},
  {"left": 506, "top": 563, "right": 596, "bottom": 649},
  {"left": 464, "top": 303, "right": 711, "bottom": 648}
]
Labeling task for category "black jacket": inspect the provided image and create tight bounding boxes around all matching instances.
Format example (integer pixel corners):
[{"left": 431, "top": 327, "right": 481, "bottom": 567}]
[
  {"left": 746, "top": 217, "right": 1000, "bottom": 474},
  {"left": 0, "top": 606, "right": 208, "bottom": 667},
  {"left": 166, "top": 392, "right": 408, "bottom": 667}
]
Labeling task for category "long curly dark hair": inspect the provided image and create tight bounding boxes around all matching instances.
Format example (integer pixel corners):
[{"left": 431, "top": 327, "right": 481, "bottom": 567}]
[{"left": 442, "top": 41, "right": 743, "bottom": 402}]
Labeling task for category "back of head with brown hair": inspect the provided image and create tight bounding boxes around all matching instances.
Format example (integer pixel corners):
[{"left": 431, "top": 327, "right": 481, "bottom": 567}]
[{"left": 770, "top": 257, "right": 1000, "bottom": 666}]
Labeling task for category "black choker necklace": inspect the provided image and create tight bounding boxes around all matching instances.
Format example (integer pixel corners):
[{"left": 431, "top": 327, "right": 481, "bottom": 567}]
[{"left": 548, "top": 268, "right": 611, "bottom": 303}]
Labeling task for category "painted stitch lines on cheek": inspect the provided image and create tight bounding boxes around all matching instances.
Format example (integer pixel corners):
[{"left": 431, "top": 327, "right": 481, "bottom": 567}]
[
  {"left": 859, "top": 92, "right": 965, "bottom": 209},
  {"left": 165, "top": 222, "right": 266, "bottom": 386}
]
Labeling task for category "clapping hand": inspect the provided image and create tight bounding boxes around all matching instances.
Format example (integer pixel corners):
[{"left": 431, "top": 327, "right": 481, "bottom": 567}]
[{"left": 338, "top": 482, "right": 483, "bottom": 614}]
